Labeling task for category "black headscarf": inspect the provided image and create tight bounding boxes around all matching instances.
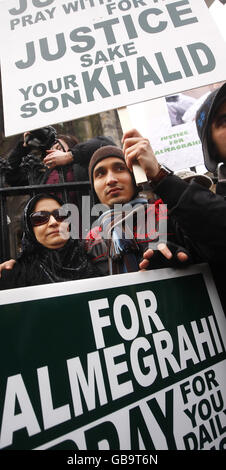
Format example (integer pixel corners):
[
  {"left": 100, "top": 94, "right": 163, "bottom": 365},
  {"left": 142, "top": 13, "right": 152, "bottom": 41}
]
[{"left": 17, "top": 193, "right": 96, "bottom": 285}]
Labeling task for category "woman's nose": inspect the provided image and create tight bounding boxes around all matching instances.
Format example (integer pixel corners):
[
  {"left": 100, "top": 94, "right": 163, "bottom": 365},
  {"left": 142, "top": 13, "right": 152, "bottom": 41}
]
[{"left": 48, "top": 214, "right": 58, "bottom": 225}]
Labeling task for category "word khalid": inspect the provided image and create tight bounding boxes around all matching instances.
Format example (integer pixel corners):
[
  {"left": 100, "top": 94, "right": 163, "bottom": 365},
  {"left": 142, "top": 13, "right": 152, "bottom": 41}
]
[{"left": 18, "top": 40, "right": 216, "bottom": 118}]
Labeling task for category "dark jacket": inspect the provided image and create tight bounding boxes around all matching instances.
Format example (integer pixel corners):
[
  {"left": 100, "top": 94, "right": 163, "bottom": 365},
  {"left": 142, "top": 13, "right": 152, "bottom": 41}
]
[
  {"left": 153, "top": 174, "right": 226, "bottom": 315},
  {"left": 0, "top": 240, "right": 96, "bottom": 290}
]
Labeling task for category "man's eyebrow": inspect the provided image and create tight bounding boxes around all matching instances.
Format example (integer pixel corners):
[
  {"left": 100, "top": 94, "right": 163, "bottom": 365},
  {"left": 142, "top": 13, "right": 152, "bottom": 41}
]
[
  {"left": 94, "top": 165, "right": 105, "bottom": 175},
  {"left": 113, "top": 161, "right": 126, "bottom": 167}
]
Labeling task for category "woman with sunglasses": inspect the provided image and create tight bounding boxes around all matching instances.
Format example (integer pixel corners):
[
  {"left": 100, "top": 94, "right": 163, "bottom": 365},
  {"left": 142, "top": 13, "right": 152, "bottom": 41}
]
[{"left": 0, "top": 193, "right": 96, "bottom": 290}]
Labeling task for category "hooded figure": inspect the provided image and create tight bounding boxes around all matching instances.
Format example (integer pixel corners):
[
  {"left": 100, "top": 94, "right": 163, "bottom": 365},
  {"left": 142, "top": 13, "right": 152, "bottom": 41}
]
[
  {"left": 0, "top": 193, "right": 96, "bottom": 290},
  {"left": 196, "top": 83, "right": 226, "bottom": 173},
  {"left": 195, "top": 82, "right": 226, "bottom": 196}
]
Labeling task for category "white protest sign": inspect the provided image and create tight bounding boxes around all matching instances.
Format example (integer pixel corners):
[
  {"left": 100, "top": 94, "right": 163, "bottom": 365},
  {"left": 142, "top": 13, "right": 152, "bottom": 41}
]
[
  {"left": 127, "top": 96, "right": 203, "bottom": 171},
  {"left": 0, "top": 0, "right": 226, "bottom": 136},
  {"left": 127, "top": 79, "right": 226, "bottom": 171},
  {"left": 127, "top": 92, "right": 204, "bottom": 171}
]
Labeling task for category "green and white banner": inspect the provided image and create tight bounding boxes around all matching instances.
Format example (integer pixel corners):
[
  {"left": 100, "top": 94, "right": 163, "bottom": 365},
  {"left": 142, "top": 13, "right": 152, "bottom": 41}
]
[{"left": 0, "top": 264, "right": 225, "bottom": 450}]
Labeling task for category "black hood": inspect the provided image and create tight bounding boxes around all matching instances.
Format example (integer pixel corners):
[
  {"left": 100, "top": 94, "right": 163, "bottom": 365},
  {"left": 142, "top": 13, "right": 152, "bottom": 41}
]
[
  {"left": 19, "top": 193, "right": 96, "bottom": 283},
  {"left": 195, "top": 82, "right": 226, "bottom": 172}
]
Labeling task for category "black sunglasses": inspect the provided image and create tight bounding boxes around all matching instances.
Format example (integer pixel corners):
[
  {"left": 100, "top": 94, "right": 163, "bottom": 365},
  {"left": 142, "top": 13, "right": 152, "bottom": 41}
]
[{"left": 30, "top": 209, "right": 69, "bottom": 227}]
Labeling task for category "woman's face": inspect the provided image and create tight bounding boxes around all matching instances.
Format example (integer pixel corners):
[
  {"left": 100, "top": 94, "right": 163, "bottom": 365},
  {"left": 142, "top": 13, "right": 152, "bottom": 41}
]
[{"left": 32, "top": 198, "right": 69, "bottom": 250}]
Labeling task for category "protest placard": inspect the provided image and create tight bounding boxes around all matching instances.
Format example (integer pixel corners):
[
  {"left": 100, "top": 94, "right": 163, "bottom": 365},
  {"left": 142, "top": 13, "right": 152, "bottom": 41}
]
[
  {"left": 0, "top": 0, "right": 226, "bottom": 136},
  {"left": 0, "top": 264, "right": 225, "bottom": 450},
  {"left": 126, "top": 80, "right": 226, "bottom": 171}
]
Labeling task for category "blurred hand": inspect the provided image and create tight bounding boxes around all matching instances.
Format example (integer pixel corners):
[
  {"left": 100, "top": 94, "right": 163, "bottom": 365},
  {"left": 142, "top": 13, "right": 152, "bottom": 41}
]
[
  {"left": 43, "top": 149, "right": 73, "bottom": 169},
  {"left": 0, "top": 259, "right": 16, "bottom": 278}
]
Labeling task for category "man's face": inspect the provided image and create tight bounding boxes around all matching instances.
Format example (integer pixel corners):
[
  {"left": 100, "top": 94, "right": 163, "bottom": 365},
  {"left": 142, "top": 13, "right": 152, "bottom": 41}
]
[
  {"left": 211, "top": 101, "right": 226, "bottom": 163},
  {"left": 93, "top": 157, "right": 136, "bottom": 207}
]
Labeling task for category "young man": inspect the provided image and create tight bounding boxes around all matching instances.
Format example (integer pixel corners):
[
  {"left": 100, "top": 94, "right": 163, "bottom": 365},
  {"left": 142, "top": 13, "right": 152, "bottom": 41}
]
[{"left": 85, "top": 145, "right": 191, "bottom": 275}]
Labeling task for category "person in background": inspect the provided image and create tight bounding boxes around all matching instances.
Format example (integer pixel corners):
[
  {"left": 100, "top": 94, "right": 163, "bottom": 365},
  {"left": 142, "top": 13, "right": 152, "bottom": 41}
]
[
  {"left": 5, "top": 126, "right": 115, "bottom": 196},
  {"left": 195, "top": 81, "right": 226, "bottom": 197}
]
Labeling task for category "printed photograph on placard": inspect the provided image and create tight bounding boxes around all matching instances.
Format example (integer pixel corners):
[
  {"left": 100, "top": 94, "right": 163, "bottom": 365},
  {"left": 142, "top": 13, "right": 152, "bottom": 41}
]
[
  {"left": 127, "top": 80, "right": 226, "bottom": 172},
  {"left": 165, "top": 82, "right": 224, "bottom": 127}
]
